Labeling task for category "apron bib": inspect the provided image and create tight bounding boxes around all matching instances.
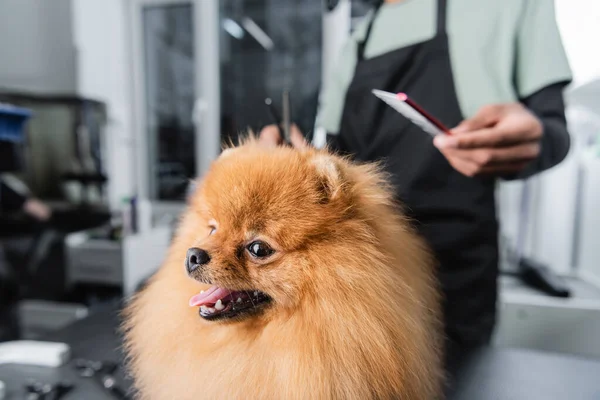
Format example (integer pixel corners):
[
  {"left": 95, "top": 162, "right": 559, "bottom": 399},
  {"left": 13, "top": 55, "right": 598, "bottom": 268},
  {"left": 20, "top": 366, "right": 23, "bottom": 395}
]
[{"left": 336, "top": 0, "right": 498, "bottom": 348}]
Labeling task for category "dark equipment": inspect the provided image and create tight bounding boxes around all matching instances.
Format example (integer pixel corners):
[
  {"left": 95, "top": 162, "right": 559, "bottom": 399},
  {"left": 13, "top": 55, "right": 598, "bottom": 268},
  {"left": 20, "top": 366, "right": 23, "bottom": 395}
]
[
  {"left": 73, "top": 358, "right": 130, "bottom": 400},
  {"left": 24, "top": 379, "right": 73, "bottom": 400}
]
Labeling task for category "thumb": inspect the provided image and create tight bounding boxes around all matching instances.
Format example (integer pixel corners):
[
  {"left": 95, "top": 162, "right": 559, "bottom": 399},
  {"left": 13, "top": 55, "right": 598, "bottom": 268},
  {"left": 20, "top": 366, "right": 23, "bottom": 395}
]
[
  {"left": 290, "top": 124, "right": 309, "bottom": 149},
  {"left": 452, "top": 104, "right": 503, "bottom": 134}
]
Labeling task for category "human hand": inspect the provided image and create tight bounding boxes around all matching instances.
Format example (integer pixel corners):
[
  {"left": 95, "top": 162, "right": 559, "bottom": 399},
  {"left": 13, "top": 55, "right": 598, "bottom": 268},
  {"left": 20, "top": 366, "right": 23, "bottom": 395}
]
[
  {"left": 433, "top": 103, "right": 543, "bottom": 177},
  {"left": 258, "top": 124, "right": 310, "bottom": 149},
  {"left": 23, "top": 198, "right": 52, "bottom": 221}
]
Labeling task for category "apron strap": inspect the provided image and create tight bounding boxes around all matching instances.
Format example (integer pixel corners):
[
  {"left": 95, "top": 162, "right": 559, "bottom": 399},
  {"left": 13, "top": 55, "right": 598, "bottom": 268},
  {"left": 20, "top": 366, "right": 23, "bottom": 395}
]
[
  {"left": 358, "top": 0, "right": 448, "bottom": 60},
  {"left": 357, "top": 1, "right": 383, "bottom": 61},
  {"left": 437, "top": 0, "right": 448, "bottom": 35}
]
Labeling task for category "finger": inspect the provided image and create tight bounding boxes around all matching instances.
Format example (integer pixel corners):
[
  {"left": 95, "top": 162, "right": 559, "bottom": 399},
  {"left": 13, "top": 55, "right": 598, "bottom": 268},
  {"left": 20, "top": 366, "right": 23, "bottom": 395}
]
[
  {"left": 290, "top": 124, "right": 309, "bottom": 149},
  {"left": 443, "top": 142, "right": 540, "bottom": 167},
  {"left": 258, "top": 125, "right": 282, "bottom": 147},
  {"left": 259, "top": 125, "right": 280, "bottom": 138},
  {"left": 441, "top": 150, "right": 533, "bottom": 178},
  {"left": 437, "top": 149, "right": 481, "bottom": 177},
  {"left": 456, "top": 128, "right": 521, "bottom": 148},
  {"left": 434, "top": 130, "right": 499, "bottom": 149},
  {"left": 452, "top": 104, "right": 504, "bottom": 133},
  {"left": 437, "top": 126, "right": 537, "bottom": 149}
]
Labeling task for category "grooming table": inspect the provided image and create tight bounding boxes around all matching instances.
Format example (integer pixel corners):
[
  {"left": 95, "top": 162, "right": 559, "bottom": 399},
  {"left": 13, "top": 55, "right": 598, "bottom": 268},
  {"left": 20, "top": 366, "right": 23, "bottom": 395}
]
[
  {"left": 0, "top": 303, "right": 130, "bottom": 399},
  {"left": 0, "top": 303, "right": 599, "bottom": 399},
  {"left": 450, "top": 347, "right": 600, "bottom": 399}
]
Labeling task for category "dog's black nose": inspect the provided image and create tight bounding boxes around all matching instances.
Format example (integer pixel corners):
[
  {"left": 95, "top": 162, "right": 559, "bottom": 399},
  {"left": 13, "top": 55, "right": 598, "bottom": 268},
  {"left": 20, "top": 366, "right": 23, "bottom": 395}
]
[{"left": 186, "top": 247, "right": 211, "bottom": 273}]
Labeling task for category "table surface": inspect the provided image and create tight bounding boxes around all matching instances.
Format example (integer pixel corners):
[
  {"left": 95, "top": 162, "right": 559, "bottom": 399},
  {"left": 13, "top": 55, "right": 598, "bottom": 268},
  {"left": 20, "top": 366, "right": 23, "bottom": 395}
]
[
  {"left": 0, "top": 303, "right": 132, "bottom": 400},
  {"left": 1, "top": 304, "right": 600, "bottom": 400}
]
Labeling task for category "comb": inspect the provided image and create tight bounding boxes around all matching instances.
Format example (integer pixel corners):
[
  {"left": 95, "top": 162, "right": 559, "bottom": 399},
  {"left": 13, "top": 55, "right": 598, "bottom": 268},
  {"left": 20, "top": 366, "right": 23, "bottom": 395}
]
[{"left": 372, "top": 89, "right": 451, "bottom": 137}]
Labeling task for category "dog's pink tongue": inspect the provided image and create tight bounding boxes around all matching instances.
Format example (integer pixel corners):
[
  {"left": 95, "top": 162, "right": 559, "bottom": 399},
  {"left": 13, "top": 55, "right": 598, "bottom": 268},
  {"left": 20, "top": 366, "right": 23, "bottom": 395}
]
[{"left": 189, "top": 286, "right": 230, "bottom": 307}]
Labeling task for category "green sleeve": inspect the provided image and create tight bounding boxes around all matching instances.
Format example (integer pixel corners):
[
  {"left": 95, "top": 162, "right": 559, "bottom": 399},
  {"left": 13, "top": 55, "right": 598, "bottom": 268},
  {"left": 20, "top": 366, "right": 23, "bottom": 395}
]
[
  {"left": 314, "top": 39, "right": 356, "bottom": 135},
  {"left": 515, "top": 0, "right": 573, "bottom": 98},
  {"left": 315, "top": 14, "right": 374, "bottom": 135}
]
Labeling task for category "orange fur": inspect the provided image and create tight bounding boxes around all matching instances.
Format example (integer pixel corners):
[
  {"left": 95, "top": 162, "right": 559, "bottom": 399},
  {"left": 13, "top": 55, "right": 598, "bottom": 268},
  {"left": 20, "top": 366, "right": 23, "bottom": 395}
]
[{"left": 122, "top": 137, "right": 444, "bottom": 399}]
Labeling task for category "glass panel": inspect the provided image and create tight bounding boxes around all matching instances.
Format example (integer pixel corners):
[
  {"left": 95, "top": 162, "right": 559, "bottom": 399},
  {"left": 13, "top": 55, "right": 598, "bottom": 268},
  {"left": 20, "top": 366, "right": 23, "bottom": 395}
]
[
  {"left": 219, "top": 0, "right": 323, "bottom": 144},
  {"left": 142, "top": 4, "right": 195, "bottom": 201}
]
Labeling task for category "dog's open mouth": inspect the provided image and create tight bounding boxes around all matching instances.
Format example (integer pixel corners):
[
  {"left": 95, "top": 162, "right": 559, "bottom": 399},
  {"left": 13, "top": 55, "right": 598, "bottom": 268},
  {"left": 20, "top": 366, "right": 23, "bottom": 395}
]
[{"left": 189, "top": 286, "right": 272, "bottom": 320}]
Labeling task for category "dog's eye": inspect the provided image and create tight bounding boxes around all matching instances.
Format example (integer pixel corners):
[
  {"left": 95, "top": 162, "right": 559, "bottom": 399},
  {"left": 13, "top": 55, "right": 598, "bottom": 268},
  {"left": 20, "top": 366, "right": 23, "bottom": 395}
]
[
  {"left": 247, "top": 241, "right": 274, "bottom": 259},
  {"left": 209, "top": 226, "right": 217, "bottom": 236}
]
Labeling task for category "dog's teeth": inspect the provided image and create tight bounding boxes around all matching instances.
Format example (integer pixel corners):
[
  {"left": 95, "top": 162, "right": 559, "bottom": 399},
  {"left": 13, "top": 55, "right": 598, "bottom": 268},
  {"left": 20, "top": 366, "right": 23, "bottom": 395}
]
[
  {"left": 215, "top": 299, "right": 224, "bottom": 311},
  {"left": 200, "top": 305, "right": 207, "bottom": 312},
  {"left": 236, "top": 297, "right": 242, "bottom": 303},
  {"left": 207, "top": 307, "right": 215, "bottom": 314}
]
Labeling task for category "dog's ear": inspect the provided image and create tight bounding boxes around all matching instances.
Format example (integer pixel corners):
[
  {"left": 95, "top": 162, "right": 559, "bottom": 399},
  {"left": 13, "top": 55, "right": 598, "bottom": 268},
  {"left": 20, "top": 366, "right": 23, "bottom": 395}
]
[{"left": 311, "top": 153, "right": 344, "bottom": 203}]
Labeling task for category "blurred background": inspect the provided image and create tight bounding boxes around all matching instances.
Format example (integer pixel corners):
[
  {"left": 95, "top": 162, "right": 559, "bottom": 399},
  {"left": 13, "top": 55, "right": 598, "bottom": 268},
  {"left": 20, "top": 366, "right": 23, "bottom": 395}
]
[{"left": 0, "top": 0, "right": 599, "bottom": 383}]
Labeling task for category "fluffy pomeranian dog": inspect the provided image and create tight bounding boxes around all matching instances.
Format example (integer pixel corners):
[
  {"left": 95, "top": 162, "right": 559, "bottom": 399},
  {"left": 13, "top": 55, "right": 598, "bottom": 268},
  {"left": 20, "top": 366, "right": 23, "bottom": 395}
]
[{"left": 123, "top": 137, "right": 443, "bottom": 399}]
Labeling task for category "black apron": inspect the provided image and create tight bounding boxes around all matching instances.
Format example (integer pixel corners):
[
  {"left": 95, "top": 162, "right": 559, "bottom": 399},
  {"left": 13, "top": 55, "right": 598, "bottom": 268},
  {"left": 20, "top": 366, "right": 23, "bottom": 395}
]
[{"left": 333, "top": 0, "right": 499, "bottom": 368}]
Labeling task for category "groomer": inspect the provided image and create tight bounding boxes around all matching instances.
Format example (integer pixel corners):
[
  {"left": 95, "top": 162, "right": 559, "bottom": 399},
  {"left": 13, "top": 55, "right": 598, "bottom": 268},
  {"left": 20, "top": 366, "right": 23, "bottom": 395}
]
[{"left": 260, "top": 0, "right": 572, "bottom": 389}]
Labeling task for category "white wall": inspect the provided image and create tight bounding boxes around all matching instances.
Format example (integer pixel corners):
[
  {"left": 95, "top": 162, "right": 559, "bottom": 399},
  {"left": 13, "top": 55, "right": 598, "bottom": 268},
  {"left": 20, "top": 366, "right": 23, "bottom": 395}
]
[
  {"left": 71, "top": 0, "right": 136, "bottom": 209},
  {"left": 555, "top": 0, "right": 600, "bottom": 89},
  {"left": 0, "top": 0, "right": 77, "bottom": 93},
  {"left": 496, "top": 0, "right": 600, "bottom": 275},
  {"left": 0, "top": 0, "right": 135, "bottom": 209}
]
